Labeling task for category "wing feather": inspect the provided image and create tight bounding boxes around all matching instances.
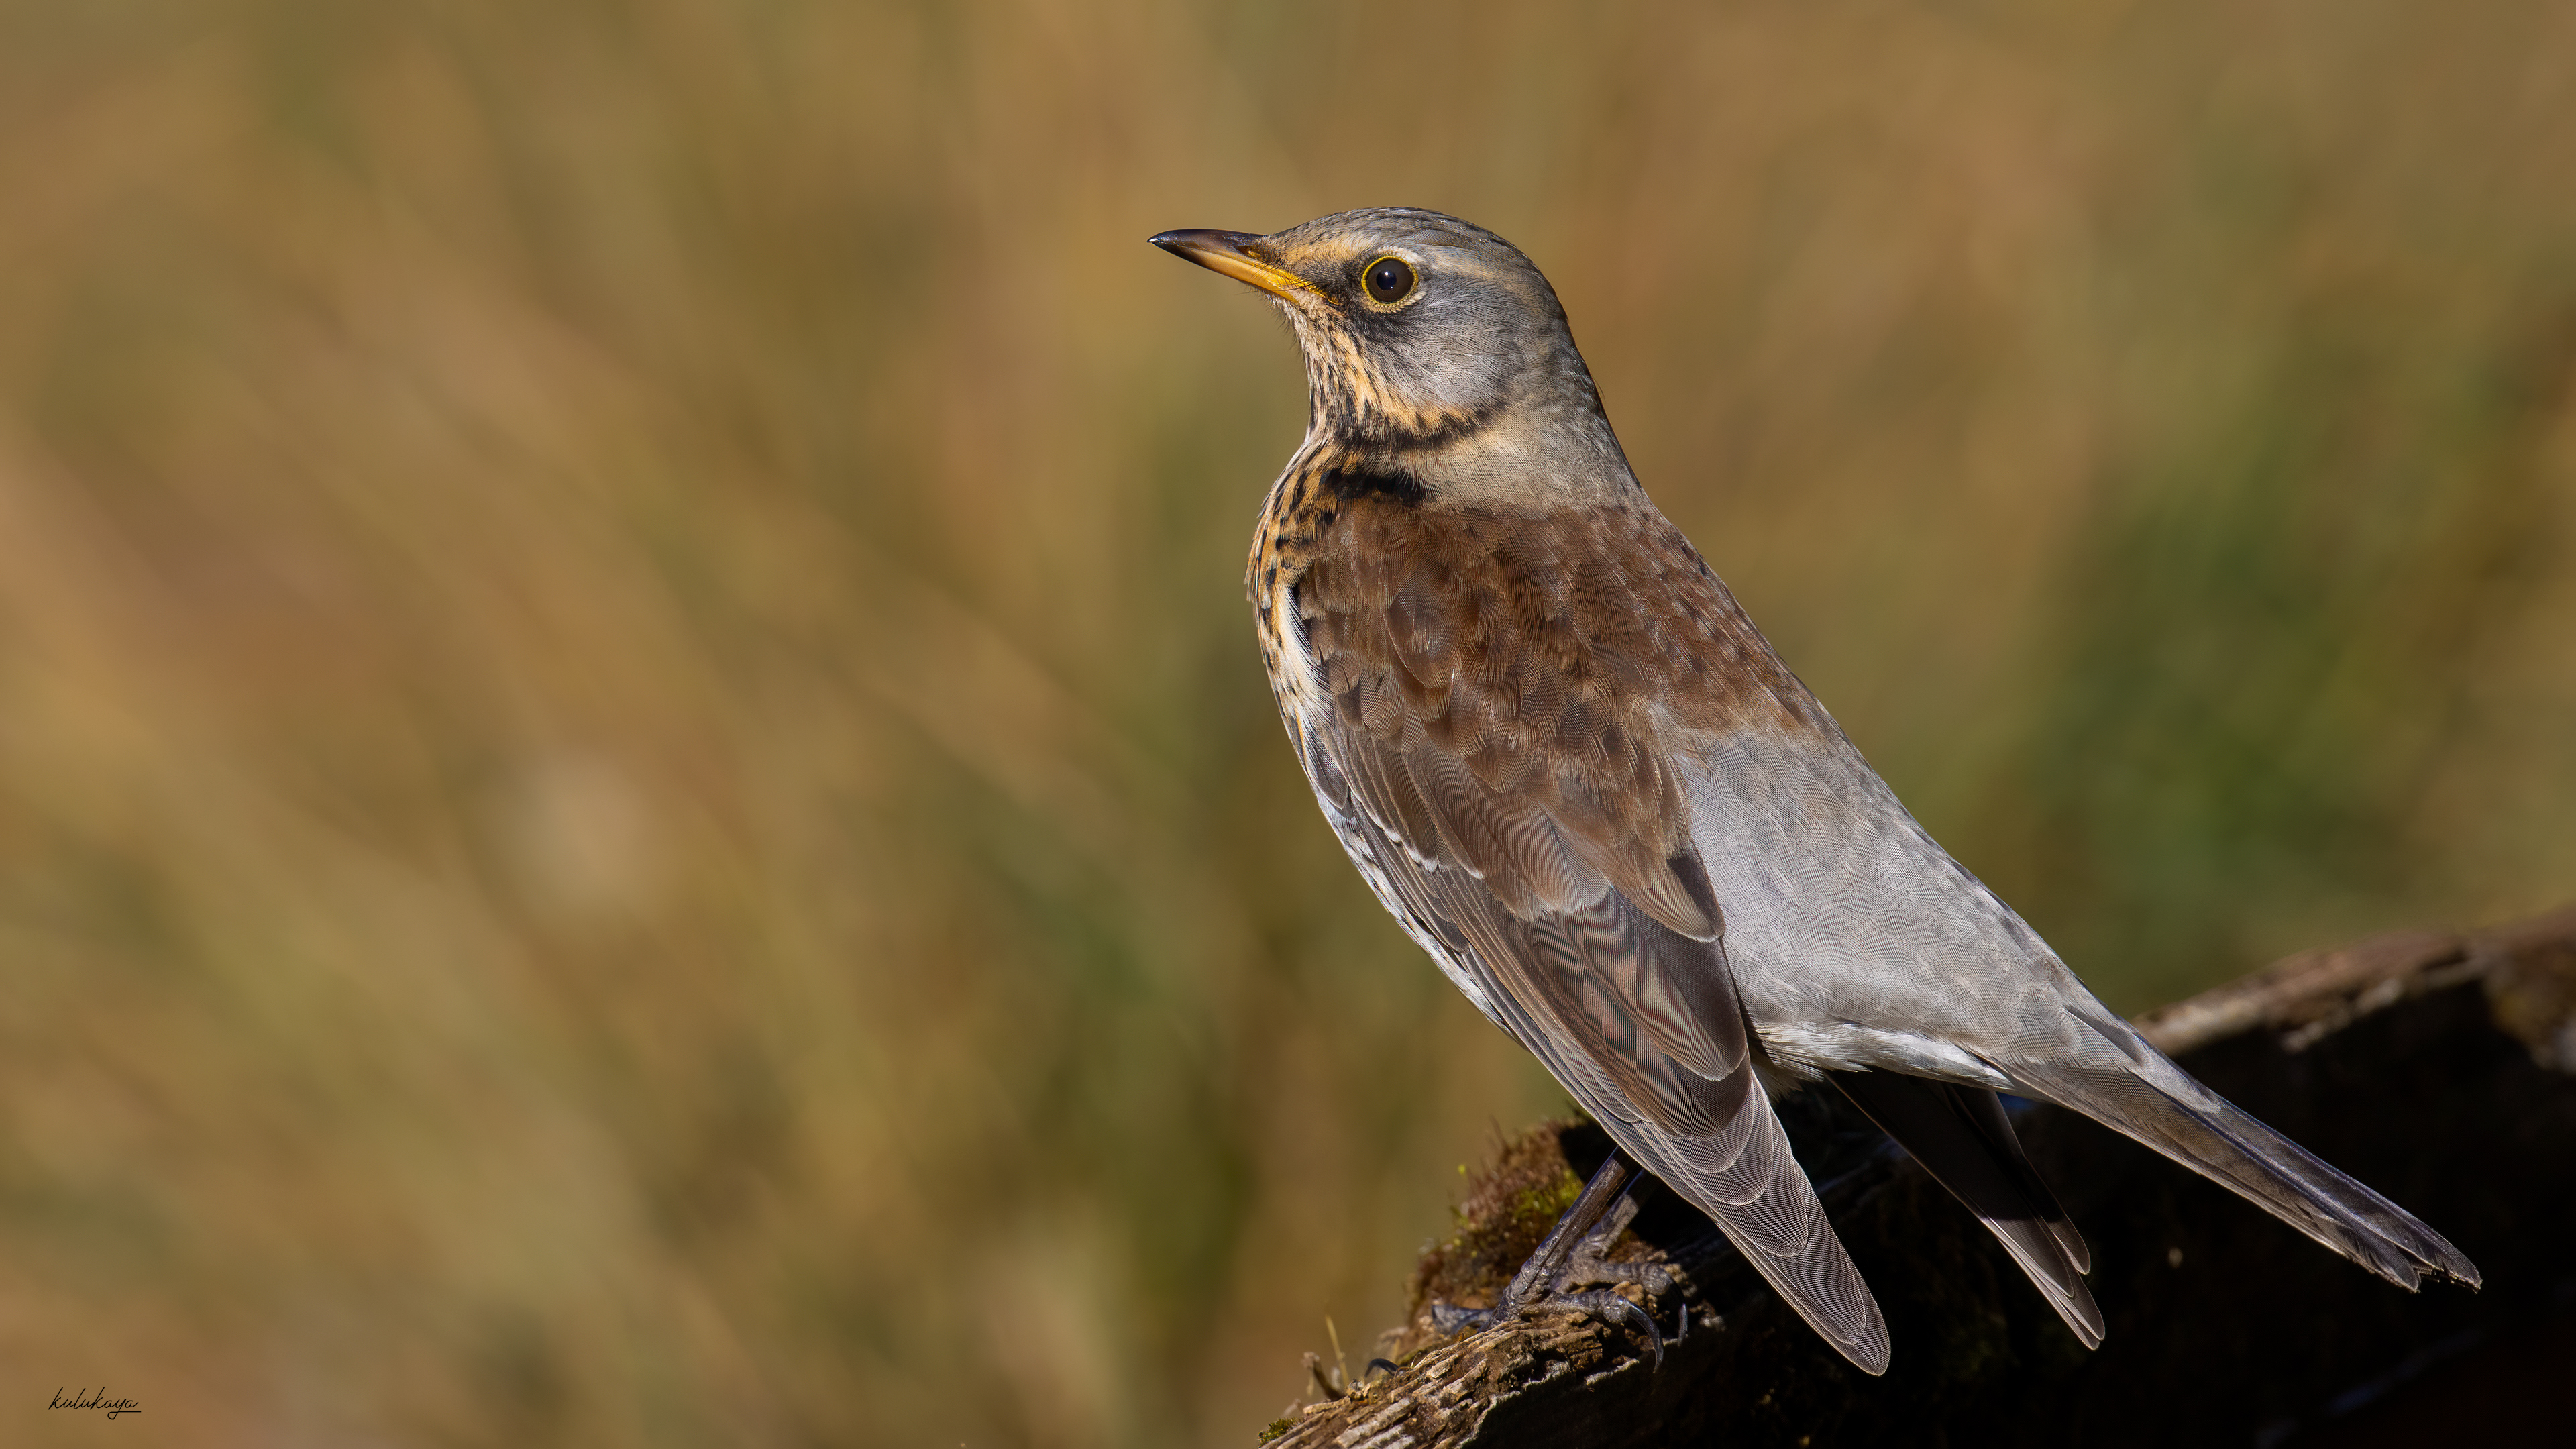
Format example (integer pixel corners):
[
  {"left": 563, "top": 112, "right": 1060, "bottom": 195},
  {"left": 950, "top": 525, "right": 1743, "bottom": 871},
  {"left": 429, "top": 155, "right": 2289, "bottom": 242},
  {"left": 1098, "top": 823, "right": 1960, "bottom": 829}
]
[{"left": 1288, "top": 496, "right": 1890, "bottom": 1373}]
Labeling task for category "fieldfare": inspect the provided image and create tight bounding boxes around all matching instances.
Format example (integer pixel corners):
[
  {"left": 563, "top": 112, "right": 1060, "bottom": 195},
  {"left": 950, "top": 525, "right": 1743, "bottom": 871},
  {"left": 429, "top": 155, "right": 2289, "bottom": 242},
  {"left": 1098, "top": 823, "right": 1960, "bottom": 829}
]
[{"left": 1151, "top": 209, "right": 2477, "bottom": 1373}]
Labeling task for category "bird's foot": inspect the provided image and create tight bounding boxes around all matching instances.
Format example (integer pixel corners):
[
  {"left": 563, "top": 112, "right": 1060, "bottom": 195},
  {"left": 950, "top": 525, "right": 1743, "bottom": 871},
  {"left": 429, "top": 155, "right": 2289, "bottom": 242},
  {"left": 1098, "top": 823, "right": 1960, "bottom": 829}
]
[
  {"left": 1428, "top": 1157, "right": 1681, "bottom": 1369},
  {"left": 1432, "top": 1292, "right": 1668, "bottom": 1364},
  {"left": 1558, "top": 1192, "right": 1676, "bottom": 1297}
]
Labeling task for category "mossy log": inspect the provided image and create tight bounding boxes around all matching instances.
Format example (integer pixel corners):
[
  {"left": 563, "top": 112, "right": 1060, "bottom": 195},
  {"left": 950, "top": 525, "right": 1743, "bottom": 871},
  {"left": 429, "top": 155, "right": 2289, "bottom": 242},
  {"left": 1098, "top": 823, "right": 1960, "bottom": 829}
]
[{"left": 1265, "top": 907, "right": 2576, "bottom": 1448}]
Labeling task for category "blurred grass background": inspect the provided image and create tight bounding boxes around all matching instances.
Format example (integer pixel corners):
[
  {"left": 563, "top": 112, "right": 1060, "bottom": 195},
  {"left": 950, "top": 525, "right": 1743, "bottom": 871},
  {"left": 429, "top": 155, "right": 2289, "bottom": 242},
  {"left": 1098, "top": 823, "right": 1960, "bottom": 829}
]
[{"left": 1, "top": 0, "right": 2571, "bottom": 1444}]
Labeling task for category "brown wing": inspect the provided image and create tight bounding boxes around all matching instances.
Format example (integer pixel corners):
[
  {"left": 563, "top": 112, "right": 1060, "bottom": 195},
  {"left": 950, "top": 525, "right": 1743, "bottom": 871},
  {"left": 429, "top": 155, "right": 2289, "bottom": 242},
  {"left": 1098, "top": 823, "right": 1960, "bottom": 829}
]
[{"left": 1288, "top": 495, "right": 1889, "bottom": 1373}]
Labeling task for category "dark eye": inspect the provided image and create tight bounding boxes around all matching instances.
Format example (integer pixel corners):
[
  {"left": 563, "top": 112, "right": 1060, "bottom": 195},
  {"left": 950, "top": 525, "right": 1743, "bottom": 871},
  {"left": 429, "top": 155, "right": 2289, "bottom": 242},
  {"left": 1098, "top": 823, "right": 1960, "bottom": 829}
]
[{"left": 1362, "top": 256, "right": 1416, "bottom": 305}]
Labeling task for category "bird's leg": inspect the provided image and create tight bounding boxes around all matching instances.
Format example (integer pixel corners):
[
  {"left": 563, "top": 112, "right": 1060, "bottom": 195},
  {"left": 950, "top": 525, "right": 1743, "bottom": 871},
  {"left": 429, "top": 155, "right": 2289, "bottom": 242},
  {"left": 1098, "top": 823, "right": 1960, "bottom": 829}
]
[
  {"left": 1495, "top": 1151, "right": 1633, "bottom": 1311},
  {"left": 1430, "top": 1150, "right": 1674, "bottom": 1367},
  {"left": 1561, "top": 1193, "right": 1680, "bottom": 1313}
]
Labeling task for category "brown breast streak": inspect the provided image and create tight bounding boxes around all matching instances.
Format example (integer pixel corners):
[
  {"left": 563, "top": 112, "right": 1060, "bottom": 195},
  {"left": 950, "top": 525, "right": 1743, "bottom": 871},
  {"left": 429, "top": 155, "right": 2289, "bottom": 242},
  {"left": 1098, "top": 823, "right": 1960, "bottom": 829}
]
[
  {"left": 1287, "top": 314, "right": 1499, "bottom": 451},
  {"left": 1260, "top": 483, "right": 1827, "bottom": 938}
]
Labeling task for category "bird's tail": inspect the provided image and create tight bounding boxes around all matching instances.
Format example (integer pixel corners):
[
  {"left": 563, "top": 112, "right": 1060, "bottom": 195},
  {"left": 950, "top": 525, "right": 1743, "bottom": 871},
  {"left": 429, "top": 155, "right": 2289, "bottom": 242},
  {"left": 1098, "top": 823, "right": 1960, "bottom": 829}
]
[
  {"left": 1832, "top": 1072, "right": 2105, "bottom": 1348},
  {"left": 2008, "top": 1059, "right": 2480, "bottom": 1291}
]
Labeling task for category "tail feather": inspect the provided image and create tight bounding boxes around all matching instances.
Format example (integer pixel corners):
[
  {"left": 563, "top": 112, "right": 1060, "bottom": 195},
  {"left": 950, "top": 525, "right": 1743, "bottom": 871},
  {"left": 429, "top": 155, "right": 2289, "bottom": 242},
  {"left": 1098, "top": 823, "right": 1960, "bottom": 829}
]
[
  {"left": 1833, "top": 1072, "right": 2105, "bottom": 1348},
  {"left": 1954, "top": 1083, "right": 2092, "bottom": 1275},
  {"left": 2009, "top": 1061, "right": 2480, "bottom": 1291}
]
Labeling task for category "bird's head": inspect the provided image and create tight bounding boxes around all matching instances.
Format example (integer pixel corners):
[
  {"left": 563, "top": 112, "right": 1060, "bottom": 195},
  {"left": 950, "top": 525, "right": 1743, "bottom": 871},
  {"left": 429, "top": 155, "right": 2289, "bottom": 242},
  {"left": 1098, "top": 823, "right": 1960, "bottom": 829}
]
[{"left": 1152, "top": 208, "right": 1633, "bottom": 499}]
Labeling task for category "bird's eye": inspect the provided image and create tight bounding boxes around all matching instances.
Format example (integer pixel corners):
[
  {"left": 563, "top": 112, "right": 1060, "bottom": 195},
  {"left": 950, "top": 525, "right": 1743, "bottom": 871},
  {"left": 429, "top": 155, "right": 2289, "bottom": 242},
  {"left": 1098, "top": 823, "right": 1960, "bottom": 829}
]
[{"left": 1362, "top": 256, "right": 1417, "bottom": 305}]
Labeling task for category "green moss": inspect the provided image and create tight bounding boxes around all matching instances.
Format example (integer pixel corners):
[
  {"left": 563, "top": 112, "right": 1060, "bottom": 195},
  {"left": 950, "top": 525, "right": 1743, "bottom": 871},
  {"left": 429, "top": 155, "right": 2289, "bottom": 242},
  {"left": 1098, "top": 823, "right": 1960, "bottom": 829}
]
[{"left": 1401, "top": 1120, "right": 1603, "bottom": 1330}]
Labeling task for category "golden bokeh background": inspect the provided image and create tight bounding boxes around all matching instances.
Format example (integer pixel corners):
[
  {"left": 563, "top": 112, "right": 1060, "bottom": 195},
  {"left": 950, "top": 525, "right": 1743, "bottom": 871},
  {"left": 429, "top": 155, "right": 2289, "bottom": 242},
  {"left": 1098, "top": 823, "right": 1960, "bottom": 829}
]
[{"left": 5, "top": 1, "right": 2572, "bottom": 1444}]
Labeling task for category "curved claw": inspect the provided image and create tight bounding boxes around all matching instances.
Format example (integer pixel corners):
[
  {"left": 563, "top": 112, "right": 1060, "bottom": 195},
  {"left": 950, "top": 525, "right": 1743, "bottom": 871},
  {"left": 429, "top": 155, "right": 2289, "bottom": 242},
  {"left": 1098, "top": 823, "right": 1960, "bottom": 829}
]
[
  {"left": 1430, "top": 1291, "right": 1669, "bottom": 1371},
  {"left": 1565, "top": 1291, "right": 1665, "bottom": 1371}
]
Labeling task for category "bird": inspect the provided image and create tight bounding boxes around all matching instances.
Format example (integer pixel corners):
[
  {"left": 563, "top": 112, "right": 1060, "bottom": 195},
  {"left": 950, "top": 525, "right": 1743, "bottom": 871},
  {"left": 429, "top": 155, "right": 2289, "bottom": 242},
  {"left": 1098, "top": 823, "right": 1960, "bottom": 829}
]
[{"left": 1149, "top": 207, "right": 2478, "bottom": 1375}]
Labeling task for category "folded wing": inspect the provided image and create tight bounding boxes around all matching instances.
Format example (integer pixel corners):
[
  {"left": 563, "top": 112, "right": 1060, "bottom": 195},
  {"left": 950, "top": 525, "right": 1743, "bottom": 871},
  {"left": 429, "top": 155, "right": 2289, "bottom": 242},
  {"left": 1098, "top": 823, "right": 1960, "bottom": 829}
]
[{"left": 1287, "top": 495, "right": 1891, "bottom": 1373}]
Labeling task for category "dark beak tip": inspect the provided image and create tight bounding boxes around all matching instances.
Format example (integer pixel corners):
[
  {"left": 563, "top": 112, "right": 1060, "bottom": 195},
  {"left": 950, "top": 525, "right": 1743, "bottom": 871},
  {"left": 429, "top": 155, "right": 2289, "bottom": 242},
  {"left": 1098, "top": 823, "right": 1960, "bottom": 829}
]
[{"left": 1148, "top": 227, "right": 1260, "bottom": 256}]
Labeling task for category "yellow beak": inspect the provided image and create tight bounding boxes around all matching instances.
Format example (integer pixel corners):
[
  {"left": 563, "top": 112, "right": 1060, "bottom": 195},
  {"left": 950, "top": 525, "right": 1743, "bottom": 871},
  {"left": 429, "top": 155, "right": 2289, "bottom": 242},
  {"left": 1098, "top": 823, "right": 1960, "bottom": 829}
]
[{"left": 1148, "top": 229, "right": 1318, "bottom": 302}]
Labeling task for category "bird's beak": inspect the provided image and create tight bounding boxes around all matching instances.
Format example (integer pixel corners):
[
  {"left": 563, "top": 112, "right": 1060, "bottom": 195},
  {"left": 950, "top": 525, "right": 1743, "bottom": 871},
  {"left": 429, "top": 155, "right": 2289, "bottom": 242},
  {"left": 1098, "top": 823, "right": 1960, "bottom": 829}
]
[{"left": 1148, "top": 229, "right": 1318, "bottom": 302}]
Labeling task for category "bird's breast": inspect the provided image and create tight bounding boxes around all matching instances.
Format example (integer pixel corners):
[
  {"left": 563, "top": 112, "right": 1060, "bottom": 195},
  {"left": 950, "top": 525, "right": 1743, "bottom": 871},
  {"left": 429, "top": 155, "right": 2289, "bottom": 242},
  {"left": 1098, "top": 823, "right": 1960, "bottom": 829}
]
[
  {"left": 1247, "top": 455, "right": 1346, "bottom": 735},
  {"left": 1250, "top": 468, "right": 1835, "bottom": 765}
]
